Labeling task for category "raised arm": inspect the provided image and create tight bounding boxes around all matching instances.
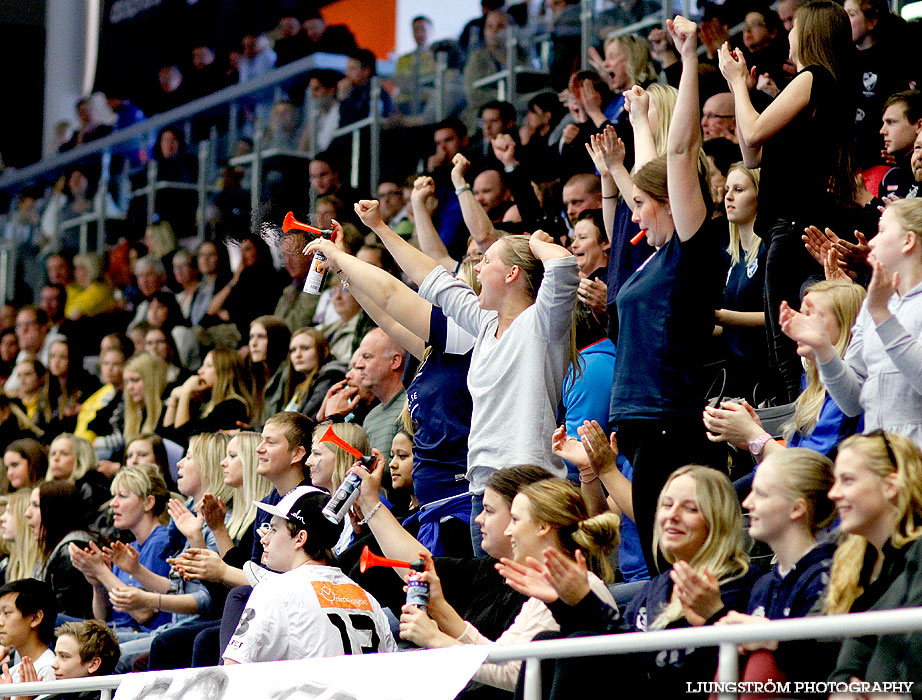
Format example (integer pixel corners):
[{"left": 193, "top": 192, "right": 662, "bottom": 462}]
[
  {"left": 666, "top": 17, "right": 707, "bottom": 241},
  {"left": 718, "top": 42, "right": 812, "bottom": 166},
  {"left": 450, "top": 153, "right": 498, "bottom": 253},
  {"left": 408, "top": 178, "right": 457, "bottom": 275}
]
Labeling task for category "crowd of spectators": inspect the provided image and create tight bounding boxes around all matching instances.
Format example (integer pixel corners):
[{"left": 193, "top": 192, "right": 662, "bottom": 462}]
[{"left": 2, "top": 0, "right": 922, "bottom": 697}]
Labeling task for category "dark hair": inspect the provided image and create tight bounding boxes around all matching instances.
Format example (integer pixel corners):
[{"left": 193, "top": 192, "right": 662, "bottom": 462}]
[
  {"left": 5, "top": 438, "right": 47, "bottom": 488},
  {"left": 434, "top": 117, "right": 467, "bottom": 140},
  {"left": 884, "top": 90, "right": 922, "bottom": 124},
  {"left": 348, "top": 48, "right": 377, "bottom": 73},
  {"left": 480, "top": 100, "right": 517, "bottom": 126},
  {"left": 0, "top": 578, "right": 57, "bottom": 645},
  {"left": 55, "top": 620, "right": 120, "bottom": 675},
  {"left": 37, "top": 480, "right": 89, "bottom": 559},
  {"left": 485, "top": 465, "right": 553, "bottom": 505}
]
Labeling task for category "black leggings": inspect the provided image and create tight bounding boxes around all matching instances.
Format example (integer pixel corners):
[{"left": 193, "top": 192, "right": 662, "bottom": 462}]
[
  {"left": 615, "top": 416, "right": 726, "bottom": 574},
  {"left": 762, "top": 220, "right": 823, "bottom": 403}
]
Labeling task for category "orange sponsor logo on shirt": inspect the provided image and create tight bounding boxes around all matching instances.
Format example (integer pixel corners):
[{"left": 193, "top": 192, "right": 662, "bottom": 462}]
[{"left": 312, "top": 582, "right": 373, "bottom": 612}]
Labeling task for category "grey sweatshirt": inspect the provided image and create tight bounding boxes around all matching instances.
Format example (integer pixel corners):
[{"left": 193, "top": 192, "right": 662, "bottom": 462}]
[
  {"left": 818, "top": 281, "right": 922, "bottom": 447},
  {"left": 418, "top": 256, "right": 579, "bottom": 493}
]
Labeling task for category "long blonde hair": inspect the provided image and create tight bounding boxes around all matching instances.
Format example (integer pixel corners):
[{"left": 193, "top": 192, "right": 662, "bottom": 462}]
[
  {"left": 203, "top": 349, "right": 251, "bottom": 418},
  {"left": 123, "top": 352, "right": 167, "bottom": 440},
  {"left": 825, "top": 432, "right": 922, "bottom": 614},
  {"left": 312, "top": 422, "right": 370, "bottom": 490},
  {"left": 186, "top": 433, "right": 233, "bottom": 505},
  {"left": 498, "top": 235, "right": 581, "bottom": 379},
  {"left": 725, "top": 164, "right": 761, "bottom": 267},
  {"left": 518, "top": 478, "right": 620, "bottom": 583},
  {"left": 783, "top": 280, "right": 866, "bottom": 440},
  {"left": 650, "top": 465, "right": 749, "bottom": 629},
  {"left": 1, "top": 491, "right": 41, "bottom": 581},
  {"left": 224, "top": 432, "right": 273, "bottom": 542}
]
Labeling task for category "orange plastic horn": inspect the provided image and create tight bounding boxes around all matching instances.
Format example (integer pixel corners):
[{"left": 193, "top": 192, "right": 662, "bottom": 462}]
[
  {"left": 318, "top": 425, "right": 377, "bottom": 468},
  {"left": 359, "top": 546, "right": 412, "bottom": 573},
  {"left": 282, "top": 211, "right": 325, "bottom": 236}
]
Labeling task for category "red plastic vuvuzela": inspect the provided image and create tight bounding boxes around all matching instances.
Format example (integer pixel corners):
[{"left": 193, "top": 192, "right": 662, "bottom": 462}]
[{"left": 359, "top": 546, "right": 414, "bottom": 573}]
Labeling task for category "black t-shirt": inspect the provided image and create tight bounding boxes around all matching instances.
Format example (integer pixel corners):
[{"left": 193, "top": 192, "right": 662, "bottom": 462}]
[
  {"left": 756, "top": 65, "right": 850, "bottom": 236},
  {"left": 611, "top": 222, "right": 724, "bottom": 423}
]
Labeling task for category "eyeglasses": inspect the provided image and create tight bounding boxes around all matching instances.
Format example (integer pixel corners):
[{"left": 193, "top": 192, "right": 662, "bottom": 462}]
[{"left": 868, "top": 429, "right": 897, "bottom": 467}]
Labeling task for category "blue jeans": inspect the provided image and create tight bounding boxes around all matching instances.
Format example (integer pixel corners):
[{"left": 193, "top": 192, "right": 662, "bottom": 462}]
[{"left": 470, "top": 493, "right": 485, "bottom": 557}]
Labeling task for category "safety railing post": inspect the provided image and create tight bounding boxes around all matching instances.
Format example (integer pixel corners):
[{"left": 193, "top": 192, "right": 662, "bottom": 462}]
[
  {"left": 370, "top": 76, "right": 381, "bottom": 195},
  {"left": 146, "top": 159, "right": 158, "bottom": 227},
  {"left": 434, "top": 51, "right": 448, "bottom": 122},
  {"left": 197, "top": 140, "right": 209, "bottom": 240}
]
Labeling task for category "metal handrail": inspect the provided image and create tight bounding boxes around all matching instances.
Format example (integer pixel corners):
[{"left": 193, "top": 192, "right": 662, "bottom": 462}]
[
  {"left": 0, "top": 607, "right": 920, "bottom": 700},
  {"left": 0, "top": 52, "right": 395, "bottom": 192}
]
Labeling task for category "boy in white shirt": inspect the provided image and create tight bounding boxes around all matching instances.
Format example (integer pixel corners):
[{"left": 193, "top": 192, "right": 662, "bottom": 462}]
[{"left": 223, "top": 486, "right": 396, "bottom": 664}]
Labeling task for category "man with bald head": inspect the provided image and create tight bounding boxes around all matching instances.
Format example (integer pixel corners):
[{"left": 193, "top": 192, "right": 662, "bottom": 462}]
[
  {"left": 353, "top": 328, "right": 407, "bottom": 457},
  {"left": 562, "top": 173, "right": 602, "bottom": 226},
  {"left": 701, "top": 93, "right": 737, "bottom": 142},
  {"left": 473, "top": 169, "right": 513, "bottom": 220}
]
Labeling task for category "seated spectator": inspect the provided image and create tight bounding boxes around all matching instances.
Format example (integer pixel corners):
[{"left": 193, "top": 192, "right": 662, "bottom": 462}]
[
  {"left": 222, "top": 486, "right": 395, "bottom": 664},
  {"left": 69, "top": 465, "right": 173, "bottom": 637},
  {"left": 713, "top": 448, "right": 836, "bottom": 686},
  {"left": 244, "top": 316, "right": 291, "bottom": 425},
  {"left": 25, "top": 481, "right": 94, "bottom": 619},
  {"left": 163, "top": 348, "right": 250, "bottom": 439},
  {"left": 282, "top": 328, "right": 346, "bottom": 419},
  {"left": 826, "top": 432, "right": 922, "bottom": 687},
  {"left": 0, "top": 578, "right": 57, "bottom": 682},
  {"left": 237, "top": 33, "right": 276, "bottom": 83},
  {"left": 338, "top": 48, "right": 395, "bottom": 129},
  {"left": 705, "top": 279, "right": 866, "bottom": 471},
  {"left": 50, "top": 620, "right": 121, "bottom": 687},
  {"left": 65, "top": 254, "right": 117, "bottom": 320}
]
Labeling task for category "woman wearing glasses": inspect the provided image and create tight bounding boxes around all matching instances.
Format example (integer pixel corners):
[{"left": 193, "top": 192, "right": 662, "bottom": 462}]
[
  {"left": 824, "top": 431, "right": 922, "bottom": 688},
  {"left": 781, "top": 199, "right": 922, "bottom": 449}
]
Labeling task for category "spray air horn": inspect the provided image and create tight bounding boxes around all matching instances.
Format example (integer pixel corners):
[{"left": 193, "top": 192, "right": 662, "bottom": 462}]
[
  {"left": 359, "top": 546, "right": 429, "bottom": 612},
  {"left": 282, "top": 211, "right": 337, "bottom": 295},
  {"left": 318, "top": 425, "right": 377, "bottom": 524}
]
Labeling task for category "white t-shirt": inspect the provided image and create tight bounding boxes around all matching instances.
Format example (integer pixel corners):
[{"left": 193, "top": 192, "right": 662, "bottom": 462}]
[{"left": 223, "top": 565, "right": 396, "bottom": 664}]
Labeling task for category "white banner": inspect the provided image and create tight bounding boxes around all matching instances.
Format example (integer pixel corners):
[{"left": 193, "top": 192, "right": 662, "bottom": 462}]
[{"left": 114, "top": 646, "right": 490, "bottom": 700}]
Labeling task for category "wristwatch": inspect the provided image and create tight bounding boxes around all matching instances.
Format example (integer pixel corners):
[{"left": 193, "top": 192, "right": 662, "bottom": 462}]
[{"left": 748, "top": 432, "right": 772, "bottom": 458}]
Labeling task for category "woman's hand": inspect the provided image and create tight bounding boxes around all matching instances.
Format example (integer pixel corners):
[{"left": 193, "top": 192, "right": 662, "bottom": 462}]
[
  {"left": 109, "top": 586, "right": 153, "bottom": 613},
  {"left": 577, "top": 420, "right": 618, "bottom": 477},
  {"left": 551, "top": 425, "right": 589, "bottom": 469},
  {"left": 450, "top": 153, "right": 471, "bottom": 190},
  {"left": 167, "top": 498, "right": 204, "bottom": 542},
  {"left": 671, "top": 561, "right": 724, "bottom": 625},
  {"left": 715, "top": 611, "right": 778, "bottom": 652},
  {"left": 867, "top": 258, "right": 898, "bottom": 325},
  {"left": 101, "top": 540, "right": 139, "bottom": 576},
  {"left": 543, "top": 548, "right": 592, "bottom": 606},
  {"left": 351, "top": 449, "right": 385, "bottom": 513},
  {"left": 665, "top": 16, "right": 698, "bottom": 57},
  {"left": 702, "top": 400, "right": 766, "bottom": 449},
  {"left": 779, "top": 300, "right": 835, "bottom": 363},
  {"left": 200, "top": 493, "right": 228, "bottom": 531},
  {"left": 495, "top": 557, "right": 558, "bottom": 603},
  {"left": 597, "top": 124, "right": 626, "bottom": 175},
  {"left": 167, "top": 548, "right": 227, "bottom": 583},
  {"left": 354, "top": 199, "right": 385, "bottom": 231},
  {"left": 717, "top": 42, "right": 750, "bottom": 89}
]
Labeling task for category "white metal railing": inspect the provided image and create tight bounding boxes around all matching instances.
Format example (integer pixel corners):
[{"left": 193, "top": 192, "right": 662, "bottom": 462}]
[{"left": 0, "top": 607, "right": 920, "bottom": 700}]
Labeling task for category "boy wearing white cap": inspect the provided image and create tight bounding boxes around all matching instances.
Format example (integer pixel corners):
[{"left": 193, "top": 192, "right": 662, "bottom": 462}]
[{"left": 222, "top": 486, "right": 396, "bottom": 664}]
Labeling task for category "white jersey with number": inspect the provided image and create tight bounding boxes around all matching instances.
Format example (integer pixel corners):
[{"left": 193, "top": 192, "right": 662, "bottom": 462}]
[{"left": 223, "top": 565, "right": 397, "bottom": 664}]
